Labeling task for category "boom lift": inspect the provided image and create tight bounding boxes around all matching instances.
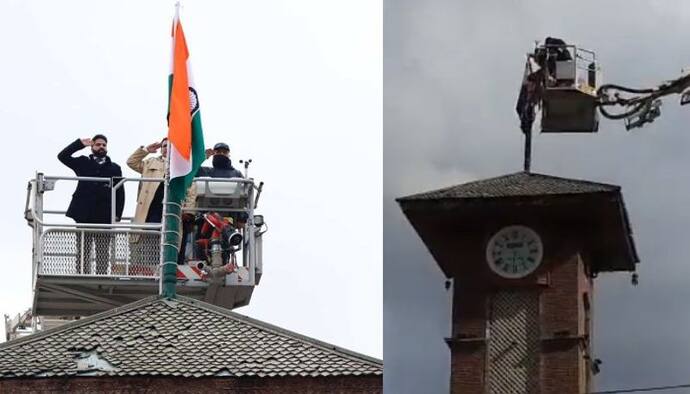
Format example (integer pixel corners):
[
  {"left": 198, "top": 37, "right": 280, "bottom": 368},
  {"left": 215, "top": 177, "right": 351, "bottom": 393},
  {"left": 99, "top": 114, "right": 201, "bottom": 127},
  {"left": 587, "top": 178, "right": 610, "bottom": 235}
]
[
  {"left": 7, "top": 162, "right": 266, "bottom": 339},
  {"left": 517, "top": 37, "right": 690, "bottom": 136}
]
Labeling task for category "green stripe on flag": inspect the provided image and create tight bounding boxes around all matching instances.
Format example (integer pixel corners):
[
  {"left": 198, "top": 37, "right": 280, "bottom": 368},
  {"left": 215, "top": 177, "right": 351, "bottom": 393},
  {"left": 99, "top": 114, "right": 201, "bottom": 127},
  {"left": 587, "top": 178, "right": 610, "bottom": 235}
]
[{"left": 162, "top": 74, "right": 206, "bottom": 298}]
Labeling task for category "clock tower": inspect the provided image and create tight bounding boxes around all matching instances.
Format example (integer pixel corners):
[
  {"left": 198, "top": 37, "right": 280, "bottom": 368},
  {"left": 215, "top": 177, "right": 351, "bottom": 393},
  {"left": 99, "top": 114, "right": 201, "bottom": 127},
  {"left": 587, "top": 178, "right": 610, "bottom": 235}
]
[{"left": 398, "top": 172, "right": 638, "bottom": 394}]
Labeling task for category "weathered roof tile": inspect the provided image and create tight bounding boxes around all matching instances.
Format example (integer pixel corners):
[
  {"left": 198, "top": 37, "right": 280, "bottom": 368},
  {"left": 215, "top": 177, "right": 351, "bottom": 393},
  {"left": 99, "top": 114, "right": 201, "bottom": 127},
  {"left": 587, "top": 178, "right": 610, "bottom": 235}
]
[
  {"left": 398, "top": 171, "right": 619, "bottom": 201},
  {"left": 0, "top": 296, "right": 382, "bottom": 379}
]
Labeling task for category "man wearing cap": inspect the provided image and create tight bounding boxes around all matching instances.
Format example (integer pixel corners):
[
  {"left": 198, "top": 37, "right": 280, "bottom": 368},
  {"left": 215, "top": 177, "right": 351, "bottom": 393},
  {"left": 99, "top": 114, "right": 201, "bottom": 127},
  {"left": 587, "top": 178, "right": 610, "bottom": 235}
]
[
  {"left": 58, "top": 134, "right": 125, "bottom": 274},
  {"left": 187, "top": 142, "right": 244, "bottom": 263},
  {"left": 197, "top": 142, "right": 244, "bottom": 178}
]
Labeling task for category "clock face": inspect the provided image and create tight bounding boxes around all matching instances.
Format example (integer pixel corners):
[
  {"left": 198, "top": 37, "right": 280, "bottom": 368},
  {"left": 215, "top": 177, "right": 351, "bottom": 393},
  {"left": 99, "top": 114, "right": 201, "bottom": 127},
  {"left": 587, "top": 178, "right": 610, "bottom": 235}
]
[{"left": 486, "top": 225, "right": 543, "bottom": 279}]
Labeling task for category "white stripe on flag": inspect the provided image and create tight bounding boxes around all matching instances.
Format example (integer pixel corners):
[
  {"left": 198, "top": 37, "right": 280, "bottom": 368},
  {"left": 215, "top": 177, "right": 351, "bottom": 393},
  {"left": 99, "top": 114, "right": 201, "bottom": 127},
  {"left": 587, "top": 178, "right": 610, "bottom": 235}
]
[{"left": 169, "top": 144, "right": 192, "bottom": 179}]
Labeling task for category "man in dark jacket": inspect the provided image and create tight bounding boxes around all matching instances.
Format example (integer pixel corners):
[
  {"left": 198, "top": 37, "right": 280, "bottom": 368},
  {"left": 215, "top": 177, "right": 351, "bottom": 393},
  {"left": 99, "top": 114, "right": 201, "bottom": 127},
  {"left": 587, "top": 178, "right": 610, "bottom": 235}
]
[
  {"left": 182, "top": 142, "right": 244, "bottom": 264},
  {"left": 196, "top": 142, "right": 244, "bottom": 227},
  {"left": 58, "top": 134, "right": 125, "bottom": 275},
  {"left": 197, "top": 142, "right": 244, "bottom": 178}
]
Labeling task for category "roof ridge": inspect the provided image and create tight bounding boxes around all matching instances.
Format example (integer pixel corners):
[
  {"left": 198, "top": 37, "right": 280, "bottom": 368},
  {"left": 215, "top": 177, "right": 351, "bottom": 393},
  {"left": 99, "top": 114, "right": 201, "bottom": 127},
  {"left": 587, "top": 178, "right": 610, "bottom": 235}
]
[
  {"left": 523, "top": 171, "right": 621, "bottom": 190},
  {"left": 396, "top": 172, "right": 522, "bottom": 201},
  {"left": 397, "top": 171, "right": 620, "bottom": 201},
  {"left": 174, "top": 296, "right": 383, "bottom": 366}
]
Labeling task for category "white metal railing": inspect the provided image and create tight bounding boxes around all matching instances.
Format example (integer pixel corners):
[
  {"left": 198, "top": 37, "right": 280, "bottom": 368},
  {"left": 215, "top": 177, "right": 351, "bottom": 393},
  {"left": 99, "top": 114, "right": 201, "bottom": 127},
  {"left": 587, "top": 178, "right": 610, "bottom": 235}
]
[
  {"left": 537, "top": 44, "right": 599, "bottom": 93},
  {"left": 5, "top": 309, "right": 76, "bottom": 340},
  {"left": 4, "top": 309, "right": 32, "bottom": 341},
  {"left": 26, "top": 173, "right": 263, "bottom": 285}
]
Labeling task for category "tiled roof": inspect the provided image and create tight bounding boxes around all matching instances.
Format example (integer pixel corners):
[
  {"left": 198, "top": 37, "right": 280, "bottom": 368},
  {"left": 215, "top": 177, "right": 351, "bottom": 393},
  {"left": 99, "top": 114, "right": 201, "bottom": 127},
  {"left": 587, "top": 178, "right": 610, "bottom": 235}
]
[
  {"left": 0, "top": 296, "right": 382, "bottom": 379},
  {"left": 397, "top": 172, "right": 619, "bottom": 201},
  {"left": 398, "top": 171, "right": 639, "bottom": 272}
]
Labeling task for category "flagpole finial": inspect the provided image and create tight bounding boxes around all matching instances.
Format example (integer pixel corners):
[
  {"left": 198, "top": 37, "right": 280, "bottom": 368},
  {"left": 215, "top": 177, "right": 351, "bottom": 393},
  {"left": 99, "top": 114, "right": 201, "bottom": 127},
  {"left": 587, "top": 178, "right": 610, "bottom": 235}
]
[{"left": 174, "top": 1, "right": 181, "bottom": 20}]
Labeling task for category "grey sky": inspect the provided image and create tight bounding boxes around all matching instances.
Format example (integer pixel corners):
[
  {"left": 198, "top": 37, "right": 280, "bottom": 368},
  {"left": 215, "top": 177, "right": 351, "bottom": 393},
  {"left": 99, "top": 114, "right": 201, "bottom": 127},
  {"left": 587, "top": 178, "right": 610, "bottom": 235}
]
[
  {"left": 0, "top": 1, "right": 381, "bottom": 360},
  {"left": 385, "top": 1, "right": 690, "bottom": 392}
]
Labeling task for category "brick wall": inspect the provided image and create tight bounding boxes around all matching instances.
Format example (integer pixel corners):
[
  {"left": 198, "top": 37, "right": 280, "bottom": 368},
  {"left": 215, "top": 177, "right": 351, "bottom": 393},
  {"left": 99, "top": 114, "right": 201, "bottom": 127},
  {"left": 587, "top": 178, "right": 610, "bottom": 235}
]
[
  {"left": 450, "top": 343, "right": 485, "bottom": 394},
  {"left": 542, "top": 254, "right": 580, "bottom": 336},
  {"left": 450, "top": 281, "right": 487, "bottom": 393},
  {"left": 452, "top": 282, "right": 487, "bottom": 338},
  {"left": 541, "top": 341, "right": 580, "bottom": 394},
  {"left": 449, "top": 252, "right": 591, "bottom": 394},
  {"left": 0, "top": 376, "right": 383, "bottom": 393},
  {"left": 540, "top": 253, "right": 589, "bottom": 394}
]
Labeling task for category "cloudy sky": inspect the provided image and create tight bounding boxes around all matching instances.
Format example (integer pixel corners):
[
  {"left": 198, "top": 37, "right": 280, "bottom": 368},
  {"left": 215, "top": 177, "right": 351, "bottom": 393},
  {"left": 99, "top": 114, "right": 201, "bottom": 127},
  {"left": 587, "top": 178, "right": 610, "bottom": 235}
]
[
  {"left": 385, "top": 0, "right": 690, "bottom": 392},
  {"left": 0, "top": 1, "right": 381, "bottom": 360}
]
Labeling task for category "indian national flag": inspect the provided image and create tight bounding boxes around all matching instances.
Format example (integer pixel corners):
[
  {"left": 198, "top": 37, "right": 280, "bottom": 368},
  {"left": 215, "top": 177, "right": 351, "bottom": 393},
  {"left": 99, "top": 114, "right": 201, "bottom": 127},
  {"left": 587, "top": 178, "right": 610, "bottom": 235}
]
[
  {"left": 162, "top": 7, "right": 205, "bottom": 298},
  {"left": 167, "top": 8, "right": 205, "bottom": 202}
]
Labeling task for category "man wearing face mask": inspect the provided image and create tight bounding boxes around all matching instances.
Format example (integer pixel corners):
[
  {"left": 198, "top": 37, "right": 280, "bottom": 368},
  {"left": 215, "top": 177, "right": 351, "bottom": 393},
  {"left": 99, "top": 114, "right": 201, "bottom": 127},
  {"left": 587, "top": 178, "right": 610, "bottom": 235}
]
[
  {"left": 58, "top": 134, "right": 125, "bottom": 275},
  {"left": 191, "top": 142, "right": 245, "bottom": 264},
  {"left": 197, "top": 142, "right": 244, "bottom": 178}
]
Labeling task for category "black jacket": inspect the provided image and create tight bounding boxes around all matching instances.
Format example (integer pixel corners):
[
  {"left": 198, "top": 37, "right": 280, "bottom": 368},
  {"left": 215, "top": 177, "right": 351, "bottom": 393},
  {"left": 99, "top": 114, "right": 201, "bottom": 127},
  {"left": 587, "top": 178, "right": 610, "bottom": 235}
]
[
  {"left": 197, "top": 160, "right": 244, "bottom": 178},
  {"left": 58, "top": 139, "right": 125, "bottom": 223}
]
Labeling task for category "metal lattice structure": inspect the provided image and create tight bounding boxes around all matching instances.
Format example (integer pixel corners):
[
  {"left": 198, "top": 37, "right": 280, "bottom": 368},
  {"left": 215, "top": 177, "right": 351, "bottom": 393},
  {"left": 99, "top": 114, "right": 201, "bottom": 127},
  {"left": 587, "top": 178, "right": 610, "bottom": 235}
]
[
  {"left": 488, "top": 290, "right": 540, "bottom": 394},
  {"left": 40, "top": 229, "right": 161, "bottom": 278}
]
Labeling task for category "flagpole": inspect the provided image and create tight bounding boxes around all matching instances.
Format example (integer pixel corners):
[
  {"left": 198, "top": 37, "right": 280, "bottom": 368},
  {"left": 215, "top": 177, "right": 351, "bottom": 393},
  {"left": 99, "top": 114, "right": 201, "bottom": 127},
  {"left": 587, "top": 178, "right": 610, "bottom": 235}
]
[
  {"left": 159, "top": 1, "right": 181, "bottom": 297},
  {"left": 161, "top": 1, "right": 204, "bottom": 298},
  {"left": 161, "top": 156, "right": 183, "bottom": 298},
  {"left": 158, "top": 147, "right": 170, "bottom": 295}
]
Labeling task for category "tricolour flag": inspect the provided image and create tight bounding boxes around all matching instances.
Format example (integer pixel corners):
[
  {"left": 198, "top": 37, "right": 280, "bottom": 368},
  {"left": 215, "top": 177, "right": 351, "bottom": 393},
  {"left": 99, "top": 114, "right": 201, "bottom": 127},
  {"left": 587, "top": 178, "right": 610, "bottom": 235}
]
[
  {"left": 162, "top": 6, "right": 205, "bottom": 297},
  {"left": 167, "top": 7, "right": 205, "bottom": 202}
]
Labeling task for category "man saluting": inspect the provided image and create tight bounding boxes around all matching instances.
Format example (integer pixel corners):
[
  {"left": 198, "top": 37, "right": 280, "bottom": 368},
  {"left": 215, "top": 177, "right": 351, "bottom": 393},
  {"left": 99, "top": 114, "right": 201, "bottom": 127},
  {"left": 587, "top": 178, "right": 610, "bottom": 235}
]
[{"left": 57, "top": 134, "right": 125, "bottom": 274}]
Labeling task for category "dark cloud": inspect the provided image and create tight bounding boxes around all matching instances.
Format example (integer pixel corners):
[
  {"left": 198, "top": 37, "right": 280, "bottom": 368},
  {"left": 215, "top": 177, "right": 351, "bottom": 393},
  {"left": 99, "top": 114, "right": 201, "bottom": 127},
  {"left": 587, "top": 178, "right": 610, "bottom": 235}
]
[{"left": 385, "top": 0, "right": 690, "bottom": 392}]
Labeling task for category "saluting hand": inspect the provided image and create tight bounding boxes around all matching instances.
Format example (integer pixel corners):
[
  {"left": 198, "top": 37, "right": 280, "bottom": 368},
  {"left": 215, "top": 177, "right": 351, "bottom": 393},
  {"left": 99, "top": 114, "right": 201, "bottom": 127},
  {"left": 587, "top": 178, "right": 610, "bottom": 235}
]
[
  {"left": 205, "top": 148, "right": 214, "bottom": 159},
  {"left": 146, "top": 142, "right": 162, "bottom": 153},
  {"left": 80, "top": 138, "right": 93, "bottom": 147}
]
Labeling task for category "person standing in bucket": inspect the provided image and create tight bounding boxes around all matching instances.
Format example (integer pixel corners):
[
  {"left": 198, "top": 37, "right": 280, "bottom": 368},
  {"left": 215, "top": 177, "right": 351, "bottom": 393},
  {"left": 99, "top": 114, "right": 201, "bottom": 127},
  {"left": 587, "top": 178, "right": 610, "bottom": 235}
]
[
  {"left": 57, "top": 134, "right": 125, "bottom": 275},
  {"left": 127, "top": 138, "right": 197, "bottom": 272},
  {"left": 197, "top": 142, "right": 244, "bottom": 178}
]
